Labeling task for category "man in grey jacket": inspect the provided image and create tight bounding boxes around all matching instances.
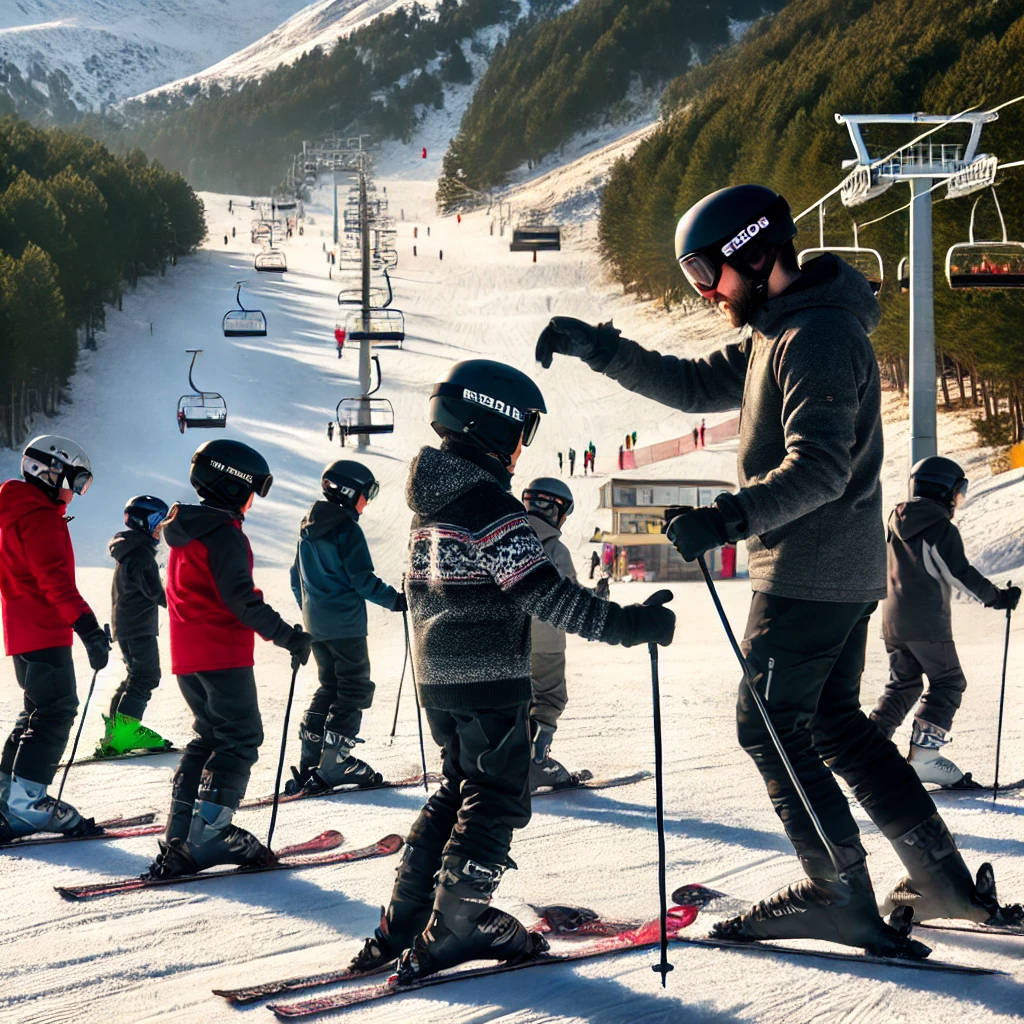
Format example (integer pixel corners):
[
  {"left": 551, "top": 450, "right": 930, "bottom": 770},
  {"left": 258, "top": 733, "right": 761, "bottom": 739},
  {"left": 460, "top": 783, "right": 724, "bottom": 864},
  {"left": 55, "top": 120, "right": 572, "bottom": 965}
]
[{"left": 536, "top": 184, "right": 1022, "bottom": 950}]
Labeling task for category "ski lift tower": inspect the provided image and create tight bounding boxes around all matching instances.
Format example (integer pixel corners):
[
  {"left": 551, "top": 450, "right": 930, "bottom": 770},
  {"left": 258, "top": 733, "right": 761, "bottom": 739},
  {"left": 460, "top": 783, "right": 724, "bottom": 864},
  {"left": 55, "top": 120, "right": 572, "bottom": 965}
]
[{"left": 834, "top": 111, "right": 999, "bottom": 469}]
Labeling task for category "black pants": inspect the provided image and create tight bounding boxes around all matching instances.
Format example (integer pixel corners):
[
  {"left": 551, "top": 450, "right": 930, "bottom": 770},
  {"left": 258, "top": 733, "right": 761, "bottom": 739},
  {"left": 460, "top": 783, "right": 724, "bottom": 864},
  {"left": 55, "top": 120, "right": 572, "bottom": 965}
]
[
  {"left": 1, "top": 646, "right": 77, "bottom": 786},
  {"left": 871, "top": 639, "right": 967, "bottom": 737},
  {"left": 174, "top": 667, "right": 263, "bottom": 809},
  {"left": 305, "top": 637, "right": 374, "bottom": 740},
  {"left": 110, "top": 636, "right": 161, "bottom": 720},
  {"left": 738, "top": 594, "right": 936, "bottom": 868},
  {"left": 404, "top": 702, "right": 532, "bottom": 866}
]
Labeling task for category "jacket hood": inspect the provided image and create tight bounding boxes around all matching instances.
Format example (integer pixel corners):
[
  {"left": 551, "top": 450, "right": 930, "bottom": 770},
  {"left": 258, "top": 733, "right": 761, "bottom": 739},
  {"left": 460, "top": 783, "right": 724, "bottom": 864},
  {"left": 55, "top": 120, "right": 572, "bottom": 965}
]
[
  {"left": 751, "top": 253, "right": 881, "bottom": 338},
  {"left": 527, "top": 511, "right": 562, "bottom": 543},
  {"left": 300, "top": 500, "right": 356, "bottom": 539},
  {"left": 109, "top": 529, "right": 157, "bottom": 562},
  {"left": 0, "top": 478, "right": 65, "bottom": 528},
  {"left": 407, "top": 445, "right": 508, "bottom": 518},
  {"left": 889, "top": 497, "right": 952, "bottom": 541},
  {"left": 163, "top": 502, "right": 241, "bottom": 547}
]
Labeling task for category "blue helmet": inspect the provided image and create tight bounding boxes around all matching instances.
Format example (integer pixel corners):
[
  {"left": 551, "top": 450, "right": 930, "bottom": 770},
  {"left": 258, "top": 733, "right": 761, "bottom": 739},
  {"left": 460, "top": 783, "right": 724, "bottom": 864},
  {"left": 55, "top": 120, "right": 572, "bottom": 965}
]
[{"left": 124, "top": 495, "right": 170, "bottom": 534}]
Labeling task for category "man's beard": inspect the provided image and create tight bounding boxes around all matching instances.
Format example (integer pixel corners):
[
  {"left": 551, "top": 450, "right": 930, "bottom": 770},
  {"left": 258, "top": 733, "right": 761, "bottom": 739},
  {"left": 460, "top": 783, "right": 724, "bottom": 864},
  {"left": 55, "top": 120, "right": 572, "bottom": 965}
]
[{"left": 713, "top": 274, "right": 754, "bottom": 328}]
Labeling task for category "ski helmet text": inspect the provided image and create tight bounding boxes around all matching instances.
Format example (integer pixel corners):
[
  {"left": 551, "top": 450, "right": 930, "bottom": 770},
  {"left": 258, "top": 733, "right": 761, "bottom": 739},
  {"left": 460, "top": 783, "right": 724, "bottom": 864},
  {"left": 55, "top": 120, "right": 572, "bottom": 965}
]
[
  {"left": 460, "top": 388, "right": 524, "bottom": 422},
  {"left": 721, "top": 216, "right": 771, "bottom": 258},
  {"left": 206, "top": 458, "right": 253, "bottom": 484}
]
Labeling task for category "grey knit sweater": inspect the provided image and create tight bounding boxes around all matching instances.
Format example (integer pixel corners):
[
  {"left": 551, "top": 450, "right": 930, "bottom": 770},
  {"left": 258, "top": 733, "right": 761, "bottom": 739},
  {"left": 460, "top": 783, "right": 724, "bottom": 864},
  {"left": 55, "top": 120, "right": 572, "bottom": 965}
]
[{"left": 600, "top": 254, "right": 886, "bottom": 603}]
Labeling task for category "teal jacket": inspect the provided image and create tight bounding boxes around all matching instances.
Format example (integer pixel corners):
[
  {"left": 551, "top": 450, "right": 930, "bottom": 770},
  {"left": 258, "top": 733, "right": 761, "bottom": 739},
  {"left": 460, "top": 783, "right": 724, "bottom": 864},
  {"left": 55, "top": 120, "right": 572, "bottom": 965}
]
[{"left": 290, "top": 501, "right": 400, "bottom": 640}]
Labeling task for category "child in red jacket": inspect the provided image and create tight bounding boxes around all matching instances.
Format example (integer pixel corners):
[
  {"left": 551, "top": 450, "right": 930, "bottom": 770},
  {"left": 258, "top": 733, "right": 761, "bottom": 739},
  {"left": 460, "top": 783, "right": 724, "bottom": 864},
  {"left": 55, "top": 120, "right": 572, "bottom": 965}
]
[
  {"left": 148, "top": 439, "right": 312, "bottom": 878},
  {"left": 0, "top": 435, "right": 110, "bottom": 841}
]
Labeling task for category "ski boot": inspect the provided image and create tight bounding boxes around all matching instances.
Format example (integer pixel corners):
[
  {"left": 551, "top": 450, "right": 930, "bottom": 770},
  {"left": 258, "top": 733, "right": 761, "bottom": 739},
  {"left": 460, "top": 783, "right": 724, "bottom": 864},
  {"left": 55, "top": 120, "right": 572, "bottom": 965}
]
[
  {"left": 880, "top": 813, "right": 1023, "bottom": 926},
  {"left": 146, "top": 800, "right": 270, "bottom": 879},
  {"left": 396, "top": 855, "right": 548, "bottom": 982},
  {"left": 529, "top": 722, "right": 574, "bottom": 792},
  {"left": 284, "top": 716, "right": 326, "bottom": 795},
  {"left": 907, "top": 719, "right": 978, "bottom": 789},
  {"left": 711, "top": 841, "right": 931, "bottom": 959},
  {"left": 0, "top": 775, "right": 95, "bottom": 842},
  {"left": 303, "top": 730, "right": 383, "bottom": 793},
  {"left": 94, "top": 713, "right": 172, "bottom": 757},
  {"left": 349, "top": 844, "right": 441, "bottom": 972}
]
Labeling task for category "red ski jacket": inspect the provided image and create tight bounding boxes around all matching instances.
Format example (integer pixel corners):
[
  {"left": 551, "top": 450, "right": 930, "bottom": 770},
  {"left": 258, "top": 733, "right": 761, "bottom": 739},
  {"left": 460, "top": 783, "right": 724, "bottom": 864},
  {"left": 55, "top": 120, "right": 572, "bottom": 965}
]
[
  {"left": 0, "top": 479, "right": 91, "bottom": 657},
  {"left": 164, "top": 503, "right": 292, "bottom": 675}
]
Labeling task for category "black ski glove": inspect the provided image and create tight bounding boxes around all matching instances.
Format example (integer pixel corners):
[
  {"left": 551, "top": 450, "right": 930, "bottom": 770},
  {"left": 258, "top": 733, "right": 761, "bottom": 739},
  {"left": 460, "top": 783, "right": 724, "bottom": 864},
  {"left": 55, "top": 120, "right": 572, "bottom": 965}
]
[
  {"left": 991, "top": 585, "right": 1021, "bottom": 612},
  {"left": 73, "top": 612, "right": 110, "bottom": 671},
  {"left": 608, "top": 591, "right": 676, "bottom": 648},
  {"left": 282, "top": 624, "right": 313, "bottom": 668},
  {"left": 664, "top": 493, "right": 747, "bottom": 562},
  {"left": 535, "top": 317, "right": 621, "bottom": 372},
  {"left": 392, "top": 593, "right": 408, "bottom": 613}
]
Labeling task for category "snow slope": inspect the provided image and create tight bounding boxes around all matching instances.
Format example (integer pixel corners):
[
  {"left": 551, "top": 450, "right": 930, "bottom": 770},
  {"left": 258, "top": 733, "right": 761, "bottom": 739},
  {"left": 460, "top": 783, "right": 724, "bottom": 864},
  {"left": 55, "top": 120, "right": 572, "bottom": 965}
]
[
  {"left": 2, "top": 143, "right": 1024, "bottom": 1024},
  {"left": 0, "top": 0, "right": 316, "bottom": 113}
]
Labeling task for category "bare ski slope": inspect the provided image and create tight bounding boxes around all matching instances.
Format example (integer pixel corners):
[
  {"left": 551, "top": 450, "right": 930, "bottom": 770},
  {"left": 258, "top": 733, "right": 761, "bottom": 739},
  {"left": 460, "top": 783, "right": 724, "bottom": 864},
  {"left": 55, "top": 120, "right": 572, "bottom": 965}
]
[{"left": 1, "top": 156, "right": 1024, "bottom": 1024}]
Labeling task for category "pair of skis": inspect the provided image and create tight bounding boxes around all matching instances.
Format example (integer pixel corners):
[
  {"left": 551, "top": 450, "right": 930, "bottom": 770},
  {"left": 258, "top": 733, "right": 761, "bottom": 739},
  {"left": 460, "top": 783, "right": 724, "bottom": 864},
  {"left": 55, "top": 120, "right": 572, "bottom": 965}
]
[
  {"left": 212, "top": 885, "right": 1007, "bottom": 1018},
  {"left": 0, "top": 812, "right": 163, "bottom": 850}
]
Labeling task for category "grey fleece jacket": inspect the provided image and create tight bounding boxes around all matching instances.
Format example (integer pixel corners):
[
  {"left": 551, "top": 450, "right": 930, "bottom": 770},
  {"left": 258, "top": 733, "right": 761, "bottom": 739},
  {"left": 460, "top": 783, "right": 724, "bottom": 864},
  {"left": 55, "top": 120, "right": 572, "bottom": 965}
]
[
  {"left": 599, "top": 253, "right": 886, "bottom": 603},
  {"left": 528, "top": 512, "right": 577, "bottom": 655}
]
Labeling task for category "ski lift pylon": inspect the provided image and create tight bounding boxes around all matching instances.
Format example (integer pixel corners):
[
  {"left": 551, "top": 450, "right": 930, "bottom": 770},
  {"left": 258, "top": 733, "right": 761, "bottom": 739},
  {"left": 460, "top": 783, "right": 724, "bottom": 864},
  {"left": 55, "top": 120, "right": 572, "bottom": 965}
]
[
  {"left": 222, "top": 282, "right": 267, "bottom": 337},
  {"left": 177, "top": 349, "right": 227, "bottom": 432},
  {"left": 798, "top": 208, "right": 884, "bottom": 295},
  {"left": 945, "top": 189, "right": 1024, "bottom": 290},
  {"left": 335, "top": 355, "right": 394, "bottom": 445}
]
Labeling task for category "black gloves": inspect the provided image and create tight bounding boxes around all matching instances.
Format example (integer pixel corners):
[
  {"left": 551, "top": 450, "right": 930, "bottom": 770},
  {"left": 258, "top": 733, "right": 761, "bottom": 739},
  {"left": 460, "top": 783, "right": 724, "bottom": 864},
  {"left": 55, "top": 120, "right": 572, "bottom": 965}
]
[
  {"left": 664, "top": 493, "right": 747, "bottom": 562},
  {"left": 73, "top": 612, "right": 110, "bottom": 671},
  {"left": 535, "top": 317, "right": 621, "bottom": 372},
  {"left": 610, "top": 590, "right": 676, "bottom": 648},
  {"left": 392, "top": 593, "right": 409, "bottom": 613},
  {"left": 283, "top": 624, "right": 313, "bottom": 668},
  {"left": 991, "top": 586, "right": 1022, "bottom": 612}
]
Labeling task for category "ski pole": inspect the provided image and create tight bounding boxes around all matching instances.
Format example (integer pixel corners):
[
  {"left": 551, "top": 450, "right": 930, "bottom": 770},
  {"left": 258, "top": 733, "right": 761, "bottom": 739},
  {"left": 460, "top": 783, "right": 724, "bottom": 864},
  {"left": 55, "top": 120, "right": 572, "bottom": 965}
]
[
  {"left": 56, "top": 624, "right": 110, "bottom": 805},
  {"left": 644, "top": 589, "right": 675, "bottom": 987},
  {"left": 266, "top": 658, "right": 300, "bottom": 854},
  {"left": 993, "top": 581, "right": 1012, "bottom": 803},
  {"left": 696, "top": 555, "right": 845, "bottom": 880},
  {"left": 389, "top": 580, "right": 410, "bottom": 745},
  {"left": 401, "top": 608, "right": 430, "bottom": 791}
]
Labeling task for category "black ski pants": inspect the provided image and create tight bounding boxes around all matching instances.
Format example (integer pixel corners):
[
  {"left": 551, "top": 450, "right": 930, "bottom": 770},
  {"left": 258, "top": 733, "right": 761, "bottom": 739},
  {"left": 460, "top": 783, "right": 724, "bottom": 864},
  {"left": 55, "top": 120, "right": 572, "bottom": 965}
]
[
  {"left": 1, "top": 646, "right": 77, "bottom": 786},
  {"left": 871, "top": 639, "right": 967, "bottom": 737},
  {"left": 738, "top": 594, "right": 936, "bottom": 869},
  {"left": 110, "top": 636, "right": 161, "bottom": 720},
  {"left": 404, "top": 701, "right": 532, "bottom": 867},
  {"left": 174, "top": 667, "right": 263, "bottom": 809},
  {"left": 304, "top": 637, "right": 374, "bottom": 741}
]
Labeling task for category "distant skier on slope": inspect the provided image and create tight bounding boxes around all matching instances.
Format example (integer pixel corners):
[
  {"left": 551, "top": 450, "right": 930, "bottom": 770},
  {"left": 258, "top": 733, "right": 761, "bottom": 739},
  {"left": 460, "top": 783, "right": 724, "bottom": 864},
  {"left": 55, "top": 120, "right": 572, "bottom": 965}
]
[
  {"left": 870, "top": 456, "right": 1020, "bottom": 788},
  {"left": 147, "top": 440, "right": 311, "bottom": 878},
  {"left": 0, "top": 436, "right": 109, "bottom": 841},
  {"left": 286, "top": 460, "right": 405, "bottom": 794},
  {"left": 347, "top": 359, "right": 674, "bottom": 983},
  {"left": 536, "top": 183, "right": 1023, "bottom": 949}
]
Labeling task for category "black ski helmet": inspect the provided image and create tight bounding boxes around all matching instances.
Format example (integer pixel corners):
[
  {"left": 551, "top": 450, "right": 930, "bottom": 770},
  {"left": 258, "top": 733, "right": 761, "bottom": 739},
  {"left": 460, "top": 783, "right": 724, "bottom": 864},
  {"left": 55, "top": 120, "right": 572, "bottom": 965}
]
[
  {"left": 21, "top": 435, "right": 93, "bottom": 501},
  {"left": 189, "top": 439, "right": 273, "bottom": 511},
  {"left": 910, "top": 456, "right": 968, "bottom": 506},
  {"left": 321, "top": 460, "right": 379, "bottom": 508},
  {"left": 522, "top": 477, "right": 574, "bottom": 526},
  {"left": 124, "top": 495, "right": 170, "bottom": 534},
  {"left": 430, "top": 359, "right": 547, "bottom": 466},
  {"left": 674, "top": 184, "right": 797, "bottom": 300}
]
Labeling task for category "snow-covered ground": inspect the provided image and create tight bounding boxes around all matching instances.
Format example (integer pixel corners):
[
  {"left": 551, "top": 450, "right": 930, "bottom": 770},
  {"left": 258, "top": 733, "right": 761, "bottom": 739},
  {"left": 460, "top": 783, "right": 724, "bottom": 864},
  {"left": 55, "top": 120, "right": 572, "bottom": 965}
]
[{"left": 2, "top": 145, "right": 1024, "bottom": 1024}]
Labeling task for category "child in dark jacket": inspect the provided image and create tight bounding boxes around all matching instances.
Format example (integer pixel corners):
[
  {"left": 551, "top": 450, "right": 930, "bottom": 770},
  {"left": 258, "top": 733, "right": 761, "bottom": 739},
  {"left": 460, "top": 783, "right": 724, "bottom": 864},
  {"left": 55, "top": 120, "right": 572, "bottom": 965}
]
[
  {"left": 149, "top": 440, "right": 312, "bottom": 878},
  {"left": 0, "top": 435, "right": 109, "bottom": 840},
  {"left": 871, "top": 456, "right": 1020, "bottom": 788},
  {"left": 348, "top": 359, "right": 675, "bottom": 983},
  {"left": 288, "top": 460, "right": 404, "bottom": 792},
  {"left": 99, "top": 495, "right": 172, "bottom": 757}
]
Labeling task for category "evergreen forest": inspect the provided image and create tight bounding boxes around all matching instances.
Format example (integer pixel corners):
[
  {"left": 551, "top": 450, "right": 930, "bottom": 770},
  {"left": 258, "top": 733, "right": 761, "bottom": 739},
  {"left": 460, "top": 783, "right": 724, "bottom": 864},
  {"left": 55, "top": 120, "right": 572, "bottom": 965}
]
[
  {"left": 0, "top": 118, "right": 206, "bottom": 447},
  {"left": 598, "top": 0, "right": 1024, "bottom": 442}
]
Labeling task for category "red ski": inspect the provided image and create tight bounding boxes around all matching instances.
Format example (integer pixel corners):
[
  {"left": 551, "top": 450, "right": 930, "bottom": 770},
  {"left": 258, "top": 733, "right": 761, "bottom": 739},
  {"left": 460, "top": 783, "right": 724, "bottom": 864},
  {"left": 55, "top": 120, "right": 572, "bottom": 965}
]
[{"left": 1, "top": 813, "right": 160, "bottom": 850}]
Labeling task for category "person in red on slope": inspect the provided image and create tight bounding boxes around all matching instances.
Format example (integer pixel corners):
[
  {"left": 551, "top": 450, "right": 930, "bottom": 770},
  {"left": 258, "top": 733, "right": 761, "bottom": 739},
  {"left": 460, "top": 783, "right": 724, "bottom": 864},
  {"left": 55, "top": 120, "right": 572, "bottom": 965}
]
[
  {"left": 147, "top": 439, "right": 312, "bottom": 879},
  {"left": 0, "top": 435, "right": 110, "bottom": 842}
]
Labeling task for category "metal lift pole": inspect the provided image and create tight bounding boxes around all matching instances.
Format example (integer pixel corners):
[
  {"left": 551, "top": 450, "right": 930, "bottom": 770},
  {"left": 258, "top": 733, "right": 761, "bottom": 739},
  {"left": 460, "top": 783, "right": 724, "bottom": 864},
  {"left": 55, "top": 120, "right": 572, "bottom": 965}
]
[
  {"left": 909, "top": 176, "right": 937, "bottom": 464},
  {"left": 357, "top": 146, "right": 372, "bottom": 450}
]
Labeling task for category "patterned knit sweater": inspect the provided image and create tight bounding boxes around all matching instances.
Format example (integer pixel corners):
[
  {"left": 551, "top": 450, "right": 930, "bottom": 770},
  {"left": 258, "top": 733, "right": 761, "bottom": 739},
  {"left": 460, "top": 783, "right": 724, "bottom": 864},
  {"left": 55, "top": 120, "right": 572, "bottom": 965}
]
[{"left": 406, "top": 442, "right": 622, "bottom": 710}]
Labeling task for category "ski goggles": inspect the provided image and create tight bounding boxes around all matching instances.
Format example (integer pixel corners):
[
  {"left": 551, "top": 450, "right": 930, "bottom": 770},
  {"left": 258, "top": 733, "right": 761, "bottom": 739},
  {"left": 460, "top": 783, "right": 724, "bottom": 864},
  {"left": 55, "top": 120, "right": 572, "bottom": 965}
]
[
  {"left": 24, "top": 455, "right": 93, "bottom": 495},
  {"left": 677, "top": 251, "right": 728, "bottom": 293},
  {"left": 363, "top": 479, "right": 380, "bottom": 502},
  {"left": 522, "top": 490, "right": 574, "bottom": 517},
  {"left": 433, "top": 383, "right": 543, "bottom": 446}
]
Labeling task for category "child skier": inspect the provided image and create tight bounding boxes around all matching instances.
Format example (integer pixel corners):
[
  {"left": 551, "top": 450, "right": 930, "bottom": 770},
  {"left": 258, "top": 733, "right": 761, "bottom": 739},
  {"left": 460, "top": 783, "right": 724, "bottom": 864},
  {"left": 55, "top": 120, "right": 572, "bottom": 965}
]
[
  {"left": 287, "top": 459, "right": 405, "bottom": 794},
  {"left": 98, "top": 495, "right": 172, "bottom": 757},
  {"left": 148, "top": 439, "right": 312, "bottom": 878},
  {"left": 349, "top": 359, "right": 675, "bottom": 982},
  {"left": 0, "top": 435, "right": 110, "bottom": 840},
  {"left": 521, "top": 476, "right": 579, "bottom": 790},
  {"left": 871, "top": 456, "right": 1020, "bottom": 787}
]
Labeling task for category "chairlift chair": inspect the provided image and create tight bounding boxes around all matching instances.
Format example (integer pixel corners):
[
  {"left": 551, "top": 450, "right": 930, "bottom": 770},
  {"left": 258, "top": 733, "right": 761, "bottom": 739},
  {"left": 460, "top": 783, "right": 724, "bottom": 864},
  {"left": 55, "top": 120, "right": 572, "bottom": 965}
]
[
  {"left": 798, "top": 208, "right": 884, "bottom": 295},
  {"left": 176, "top": 349, "right": 227, "bottom": 432},
  {"left": 945, "top": 189, "right": 1024, "bottom": 290},
  {"left": 335, "top": 355, "right": 394, "bottom": 446},
  {"left": 336, "top": 268, "right": 393, "bottom": 309},
  {"left": 254, "top": 248, "right": 287, "bottom": 273},
  {"left": 344, "top": 308, "right": 405, "bottom": 349},
  {"left": 222, "top": 282, "right": 267, "bottom": 337},
  {"left": 509, "top": 225, "right": 561, "bottom": 252}
]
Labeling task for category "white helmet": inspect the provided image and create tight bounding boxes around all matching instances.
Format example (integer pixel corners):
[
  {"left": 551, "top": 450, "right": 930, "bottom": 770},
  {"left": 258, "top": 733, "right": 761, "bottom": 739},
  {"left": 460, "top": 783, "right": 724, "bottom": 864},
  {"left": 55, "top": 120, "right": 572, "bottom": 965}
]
[{"left": 22, "top": 435, "right": 93, "bottom": 500}]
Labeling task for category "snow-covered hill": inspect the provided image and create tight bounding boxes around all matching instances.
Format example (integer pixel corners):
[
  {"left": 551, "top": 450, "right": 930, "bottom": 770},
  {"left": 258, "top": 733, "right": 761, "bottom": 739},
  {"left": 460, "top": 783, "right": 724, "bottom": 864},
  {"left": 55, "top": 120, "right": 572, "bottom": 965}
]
[{"left": 0, "top": 0, "right": 315, "bottom": 117}]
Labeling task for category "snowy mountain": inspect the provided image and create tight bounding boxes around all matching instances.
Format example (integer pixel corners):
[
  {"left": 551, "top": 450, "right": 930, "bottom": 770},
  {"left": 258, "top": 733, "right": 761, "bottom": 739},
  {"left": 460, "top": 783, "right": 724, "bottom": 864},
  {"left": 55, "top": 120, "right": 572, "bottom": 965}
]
[{"left": 0, "top": 0, "right": 315, "bottom": 118}]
